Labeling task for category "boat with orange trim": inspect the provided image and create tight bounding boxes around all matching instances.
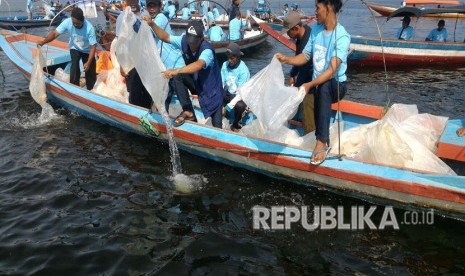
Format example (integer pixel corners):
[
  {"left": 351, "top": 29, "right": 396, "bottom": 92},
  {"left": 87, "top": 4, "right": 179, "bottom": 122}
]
[{"left": 1, "top": 29, "right": 464, "bottom": 218}]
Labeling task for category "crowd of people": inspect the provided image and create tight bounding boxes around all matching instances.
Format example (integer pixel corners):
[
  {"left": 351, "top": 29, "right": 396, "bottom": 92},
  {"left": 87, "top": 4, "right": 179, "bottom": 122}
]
[{"left": 36, "top": 0, "right": 463, "bottom": 166}]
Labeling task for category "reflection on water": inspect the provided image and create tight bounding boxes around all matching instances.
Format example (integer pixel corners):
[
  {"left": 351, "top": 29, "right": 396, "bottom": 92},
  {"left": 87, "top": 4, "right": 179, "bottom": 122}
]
[{"left": 0, "top": 0, "right": 465, "bottom": 274}]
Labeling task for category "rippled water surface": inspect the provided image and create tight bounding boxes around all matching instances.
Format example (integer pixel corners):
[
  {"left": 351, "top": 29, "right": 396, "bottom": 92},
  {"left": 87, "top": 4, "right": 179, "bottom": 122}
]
[{"left": 1, "top": 0, "right": 465, "bottom": 275}]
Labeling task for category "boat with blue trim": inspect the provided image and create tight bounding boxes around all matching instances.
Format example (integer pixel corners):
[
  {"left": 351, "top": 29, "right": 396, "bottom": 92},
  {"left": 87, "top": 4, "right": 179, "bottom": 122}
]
[{"left": 1, "top": 29, "right": 464, "bottom": 217}]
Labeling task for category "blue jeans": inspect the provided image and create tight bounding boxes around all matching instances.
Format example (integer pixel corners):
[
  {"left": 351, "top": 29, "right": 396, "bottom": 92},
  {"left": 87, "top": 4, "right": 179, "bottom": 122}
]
[
  {"left": 314, "top": 79, "right": 346, "bottom": 145},
  {"left": 209, "top": 106, "right": 223, "bottom": 129}
]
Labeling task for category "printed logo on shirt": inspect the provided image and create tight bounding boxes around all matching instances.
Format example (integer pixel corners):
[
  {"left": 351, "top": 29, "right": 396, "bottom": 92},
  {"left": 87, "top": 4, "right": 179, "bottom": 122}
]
[{"left": 313, "top": 44, "right": 327, "bottom": 74}]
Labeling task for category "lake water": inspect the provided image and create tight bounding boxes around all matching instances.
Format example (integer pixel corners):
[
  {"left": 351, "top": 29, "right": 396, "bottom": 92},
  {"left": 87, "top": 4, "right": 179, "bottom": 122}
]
[{"left": 1, "top": 0, "right": 465, "bottom": 274}]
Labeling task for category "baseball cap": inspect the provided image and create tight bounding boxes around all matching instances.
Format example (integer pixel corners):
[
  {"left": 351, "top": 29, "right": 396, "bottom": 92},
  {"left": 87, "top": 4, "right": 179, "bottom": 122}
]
[
  {"left": 186, "top": 20, "right": 204, "bottom": 44},
  {"left": 226, "top": 42, "right": 244, "bottom": 56},
  {"left": 281, "top": 11, "right": 301, "bottom": 34}
]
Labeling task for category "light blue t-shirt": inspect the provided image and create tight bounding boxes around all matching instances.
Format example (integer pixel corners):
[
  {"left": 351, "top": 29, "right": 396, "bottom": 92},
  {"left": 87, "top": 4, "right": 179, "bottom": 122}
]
[
  {"left": 168, "top": 4, "right": 176, "bottom": 18},
  {"left": 207, "top": 11, "right": 214, "bottom": 22},
  {"left": 153, "top": 13, "right": 185, "bottom": 69},
  {"left": 229, "top": 18, "right": 246, "bottom": 41},
  {"left": 170, "top": 34, "right": 214, "bottom": 68},
  {"left": 221, "top": 60, "right": 250, "bottom": 94},
  {"left": 189, "top": 1, "right": 196, "bottom": 13},
  {"left": 208, "top": 25, "right": 223, "bottom": 41},
  {"left": 212, "top": 7, "right": 220, "bottom": 19},
  {"left": 302, "top": 23, "right": 350, "bottom": 82},
  {"left": 396, "top": 26, "right": 414, "bottom": 40},
  {"left": 181, "top": 7, "right": 190, "bottom": 20},
  {"left": 163, "top": 0, "right": 169, "bottom": 12},
  {"left": 56, "top": 18, "right": 97, "bottom": 53},
  {"left": 201, "top": 1, "right": 209, "bottom": 16},
  {"left": 115, "top": 10, "right": 149, "bottom": 37},
  {"left": 427, "top": 28, "right": 447, "bottom": 42}
]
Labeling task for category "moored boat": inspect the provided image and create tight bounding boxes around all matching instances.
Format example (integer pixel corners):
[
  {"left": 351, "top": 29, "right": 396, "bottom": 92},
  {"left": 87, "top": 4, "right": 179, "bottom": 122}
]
[
  {"left": 368, "top": 2, "right": 465, "bottom": 18},
  {"left": 1, "top": 29, "right": 465, "bottom": 218},
  {"left": 0, "top": 14, "right": 66, "bottom": 31}
]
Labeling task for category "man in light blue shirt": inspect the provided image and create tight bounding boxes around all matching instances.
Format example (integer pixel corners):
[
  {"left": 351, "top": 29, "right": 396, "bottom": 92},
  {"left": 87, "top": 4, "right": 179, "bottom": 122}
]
[
  {"left": 38, "top": 7, "right": 97, "bottom": 89},
  {"left": 426, "top": 19, "right": 447, "bottom": 42},
  {"left": 221, "top": 43, "right": 250, "bottom": 132},
  {"left": 188, "top": 0, "right": 196, "bottom": 14},
  {"left": 229, "top": 10, "right": 246, "bottom": 41},
  {"left": 275, "top": 0, "right": 349, "bottom": 165},
  {"left": 207, "top": 7, "right": 215, "bottom": 23},
  {"left": 397, "top": 16, "right": 414, "bottom": 40},
  {"left": 167, "top": 1, "right": 176, "bottom": 18},
  {"left": 181, "top": 3, "right": 190, "bottom": 20},
  {"left": 208, "top": 21, "right": 223, "bottom": 41},
  {"left": 145, "top": 0, "right": 196, "bottom": 120},
  {"left": 201, "top": 0, "right": 209, "bottom": 16},
  {"left": 212, "top": 5, "right": 220, "bottom": 20}
]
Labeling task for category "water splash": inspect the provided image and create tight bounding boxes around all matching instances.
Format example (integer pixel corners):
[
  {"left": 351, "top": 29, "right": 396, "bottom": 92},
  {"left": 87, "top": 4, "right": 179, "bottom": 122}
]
[
  {"left": 9, "top": 105, "right": 61, "bottom": 129},
  {"left": 158, "top": 106, "right": 182, "bottom": 176},
  {"left": 170, "top": 173, "right": 208, "bottom": 194}
]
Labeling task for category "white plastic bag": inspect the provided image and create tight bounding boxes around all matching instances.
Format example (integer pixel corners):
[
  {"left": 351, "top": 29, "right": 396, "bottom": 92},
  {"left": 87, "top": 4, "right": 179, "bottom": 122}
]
[
  {"left": 334, "top": 104, "right": 454, "bottom": 175},
  {"left": 115, "top": 7, "right": 137, "bottom": 74},
  {"left": 132, "top": 21, "right": 169, "bottom": 110},
  {"left": 238, "top": 57, "right": 306, "bottom": 131},
  {"left": 29, "top": 46, "right": 47, "bottom": 107}
]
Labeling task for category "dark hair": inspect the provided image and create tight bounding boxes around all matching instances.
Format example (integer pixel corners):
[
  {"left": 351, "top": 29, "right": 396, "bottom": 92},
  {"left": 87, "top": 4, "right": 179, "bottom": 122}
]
[
  {"left": 315, "top": 0, "right": 343, "bottom": 13},
  {"left": 235, "top": 9, "right": 241, "bottom": 17},
  {"left": 402, "top": 15, "right": 411, "bottom": 24},
  {"left": 71, "top": 7, "right": 84, "bottom": 22},
  {"left": 438, "top": 19, "right": 445, "bottom": 25},
  {"left": 149, "top": 0, "right": 162, "bottom": 7}
]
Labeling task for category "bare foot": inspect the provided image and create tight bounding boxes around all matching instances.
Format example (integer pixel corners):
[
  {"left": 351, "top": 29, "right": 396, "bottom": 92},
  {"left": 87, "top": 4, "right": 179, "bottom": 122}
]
[{"left": 457, "top": 127, "right": 465, "bottom": 137}]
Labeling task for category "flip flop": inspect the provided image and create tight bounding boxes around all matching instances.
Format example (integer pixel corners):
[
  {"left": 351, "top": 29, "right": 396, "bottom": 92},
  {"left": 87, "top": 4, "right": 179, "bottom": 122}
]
[
  {"left": 173, "top": 111, "right": 196, "bottom": 127},
  {"left": 310, "top": 147, "right": 332, "bottom": 166}
]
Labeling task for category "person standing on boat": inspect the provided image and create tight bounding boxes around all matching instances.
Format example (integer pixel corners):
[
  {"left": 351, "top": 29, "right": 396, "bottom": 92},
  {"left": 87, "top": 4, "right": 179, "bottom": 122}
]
[
  {"left": 397, "top": 16, "right": 414, "bottom": 41},
  {"left": 229, "top": 10, "right": 247, "bottom": 41},
  {"left": 229, "top": 0, "right": 240, "bottom": 22},
  {"left": 275, "top": 0, "right": 350, "bottom": 165},
  {"left": 38, "top": 7, "right": 97, "bottom": 90},
  {"left": 27, "top": 0, "right": 33, "bottom": 20},
  {"left": 145, "top": 0, "right": 197, "bottom": 123},
  {"left": 221, "top": 43, "right": 250, "bottom": 132},
  {"left": 281, "top": 4, "right": 289, "bottom": 17},
  {"left": 426, "top": 20, "right": 447, "bottom": 42},
  {"left": 115, "top": 0, "right": 154, "bottom": 108},
  {"left": 144, "top": 19, "right": 224, "bottom": 128},
  {"left": 188, "top": 0, "right": 196, "bottom": 15},
  {"left": 282, "top": 11, "right": 315, "bottom": 135},
  {"left": 181, "top": 3, "right": 191, "bottom": 20}
]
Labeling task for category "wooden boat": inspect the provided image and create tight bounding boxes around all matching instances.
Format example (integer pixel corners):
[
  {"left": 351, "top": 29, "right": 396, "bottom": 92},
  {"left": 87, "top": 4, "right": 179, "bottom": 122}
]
[
  {"left": 256, "top": 9, "right": 465, "bottom": 68},
  {"left": 368, "top": 3, "right": 465, "bottom": 18},
  {"left": 350, "top": 6, "right": 465, "bottom": 67},
  {"left": 96, "top": 21, "right": 268, "bottom": 54},
  {"left": 1, "top": 29, "right": 465, "bottom": 217},
  {"left": 0, "top": 14, "right": 66, "bottom": 31}
]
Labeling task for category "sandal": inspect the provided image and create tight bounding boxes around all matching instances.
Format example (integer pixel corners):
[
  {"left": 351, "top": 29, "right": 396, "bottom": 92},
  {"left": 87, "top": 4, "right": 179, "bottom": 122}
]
[
  {"left": 310, "top": 147, "right": 331, "bottom": 166},
  {"left": 173, "top": 111, "right": 196, "bottom": 127}
]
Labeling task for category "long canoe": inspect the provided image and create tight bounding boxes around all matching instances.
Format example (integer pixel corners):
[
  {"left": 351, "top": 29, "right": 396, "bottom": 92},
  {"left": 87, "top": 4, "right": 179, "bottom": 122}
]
[
  {"left": 0, "top": 15, "right": 66, "bottom": 31},
  {"left": 96, "top": 25, "right": 268, "bottom": 54},
  {"left": 368, "top": 3, "right": 465, "bottom": 18},
  {"left": 1, "top": 29, "right": 465, "bottom": 218},
  {"left": 254, "top": 16, "right": 465, "bottom": 68}
]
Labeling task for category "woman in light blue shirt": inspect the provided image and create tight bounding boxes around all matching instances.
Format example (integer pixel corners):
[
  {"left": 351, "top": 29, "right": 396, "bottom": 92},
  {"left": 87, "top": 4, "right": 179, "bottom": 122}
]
[
  {"left": 181, "top": 3, "right": 190, "bottom": 20},
  {"left": 276, "top": 0, "right": 349, "bottom": 165}
]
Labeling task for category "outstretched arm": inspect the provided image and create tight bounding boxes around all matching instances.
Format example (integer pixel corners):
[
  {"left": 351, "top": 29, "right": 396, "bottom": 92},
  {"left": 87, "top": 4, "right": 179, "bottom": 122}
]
[
  {"left": 38, "top": 31, "right": 59, "bottom": 46},
  {"left": 275, "top": 52, "right": 309, "bottom": 67},
  {"left": 164, "top": 60, "right": 206, "bottom": 78},
  {"left": 143, "top": 16, "right": 170, "bottom": 43}
]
